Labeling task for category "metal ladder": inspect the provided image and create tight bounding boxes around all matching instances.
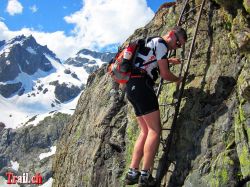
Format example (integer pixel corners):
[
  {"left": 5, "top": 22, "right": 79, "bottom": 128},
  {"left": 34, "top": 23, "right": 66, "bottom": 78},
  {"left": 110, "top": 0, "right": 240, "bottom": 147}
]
[{"left": 153, "top": 0, "right": 208, "bottom": 186}]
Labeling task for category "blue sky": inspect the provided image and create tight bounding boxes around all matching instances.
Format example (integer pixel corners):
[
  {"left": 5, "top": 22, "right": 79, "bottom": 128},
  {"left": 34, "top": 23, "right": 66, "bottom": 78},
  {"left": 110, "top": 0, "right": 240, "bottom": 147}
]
[
  {"left": 0, "top": 0, "right": 174, "bottom": 59},
  {"left": 0, "top": 0, "right": 83, "bottom": 34}
]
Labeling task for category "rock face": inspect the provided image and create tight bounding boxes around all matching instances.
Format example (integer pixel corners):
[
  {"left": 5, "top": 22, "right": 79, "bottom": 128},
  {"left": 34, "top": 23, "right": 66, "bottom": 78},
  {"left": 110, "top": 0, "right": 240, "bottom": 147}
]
[
  {"left": 0, "top": 82, "right": 22, "bottom": 97},
  {"left": 49, "top": 81, "right": 82, "bottom": 103},
  {"left": 0, "top": 40, "right": 5, "bottom": 47},
  {"left": 0, "top": 35, "right": 59, "bottom": 98},
  {"left": 0, "top": 113, "right": 71, "bottom": 187},
  {"left": 52, "top": 67, "right": 127, "bottom": 187},
  {"left": 54, "top": 83, "right": 81, "bottom": 103},
  {"left": 80, "top": 49, "right": 115, "bottom": 62},
  {"left": 53, "top": 1, "right": 250, "bottom": 187}
]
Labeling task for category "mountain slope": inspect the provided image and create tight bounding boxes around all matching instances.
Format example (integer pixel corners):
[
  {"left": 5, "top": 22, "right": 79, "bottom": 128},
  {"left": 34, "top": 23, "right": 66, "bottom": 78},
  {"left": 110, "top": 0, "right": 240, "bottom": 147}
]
[
  {"left": 0, "top": 35, "right": 114, "bottom": 129},
  {"left": 0, "top": 112, "right": 71, "bottom": 187},
  {"left": 0, "top": 36, "right": 115, "bottom": 187},
  {"left": 52, "top": 1, "right": 250, "bottom": 187},
  {"left": 65, "top": 48, "right": 115, "bottom": 73}
]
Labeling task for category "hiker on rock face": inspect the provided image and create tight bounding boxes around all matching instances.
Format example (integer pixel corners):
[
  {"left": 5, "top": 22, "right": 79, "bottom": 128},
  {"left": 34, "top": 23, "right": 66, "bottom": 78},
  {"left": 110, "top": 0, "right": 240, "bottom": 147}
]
[{"left": 124, "top": 26, "right": 187, "bottom": 186}]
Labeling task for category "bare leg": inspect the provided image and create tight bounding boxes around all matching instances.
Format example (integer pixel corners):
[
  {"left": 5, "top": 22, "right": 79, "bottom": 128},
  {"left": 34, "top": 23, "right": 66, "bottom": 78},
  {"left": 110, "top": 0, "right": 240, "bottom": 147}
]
[
  {"left": 130, "top": 116, "right": 148, "bottom": 169},
  {"left": 141, "top": 110, "right": 161, "bottom": 170}
]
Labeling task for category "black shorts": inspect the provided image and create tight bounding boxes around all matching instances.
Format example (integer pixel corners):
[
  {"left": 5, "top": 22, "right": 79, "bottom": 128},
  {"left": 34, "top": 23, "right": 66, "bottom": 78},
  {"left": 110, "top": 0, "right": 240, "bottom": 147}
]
[{"left": 125, "top": 75, "right": 159, "bottom": 116}]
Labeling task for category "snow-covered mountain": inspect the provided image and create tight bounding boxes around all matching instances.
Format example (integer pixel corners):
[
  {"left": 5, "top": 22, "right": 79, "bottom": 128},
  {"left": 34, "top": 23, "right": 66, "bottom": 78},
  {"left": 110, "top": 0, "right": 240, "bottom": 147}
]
[
  {"left": 0, "top": 35, "right": 115, "bottom": 129},
  {"left": 64, "top": 48, "right": 115, "bottom": 73}
]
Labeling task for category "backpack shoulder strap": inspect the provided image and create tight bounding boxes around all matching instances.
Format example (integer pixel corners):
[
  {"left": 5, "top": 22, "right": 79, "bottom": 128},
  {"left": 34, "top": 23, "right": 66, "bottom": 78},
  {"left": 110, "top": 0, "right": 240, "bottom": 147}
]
[
  {"left": 158, "top": 37, "right": 168, "bottom": 48},
  {"left": 138, "top": 36, "right": 169, "bottom": 68}
]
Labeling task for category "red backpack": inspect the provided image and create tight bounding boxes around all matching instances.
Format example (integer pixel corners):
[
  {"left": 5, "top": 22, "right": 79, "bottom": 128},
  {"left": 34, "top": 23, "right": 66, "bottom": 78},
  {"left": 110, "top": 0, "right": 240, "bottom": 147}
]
[{"left": 107, "top": 39, "right": 146, "bottom": 84}]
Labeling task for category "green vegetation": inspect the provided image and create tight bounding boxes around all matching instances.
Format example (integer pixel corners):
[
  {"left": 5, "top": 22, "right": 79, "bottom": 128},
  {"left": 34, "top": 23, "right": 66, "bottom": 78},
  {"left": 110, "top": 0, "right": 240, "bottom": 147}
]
[
  {"left": 38, "top": 112, "right": 71, "bottom": 126},
  {"left": 235, "top": 100, "right": 250, "bottom": 177},
  {"left": 243, "top": 0, "right": 250, "bottom": 13},
  {"left": 209, "top": 151, "right": 235, "bottom": 187},
  {"left": 121, "top": 110, "right": 139, "bottom": 185}
]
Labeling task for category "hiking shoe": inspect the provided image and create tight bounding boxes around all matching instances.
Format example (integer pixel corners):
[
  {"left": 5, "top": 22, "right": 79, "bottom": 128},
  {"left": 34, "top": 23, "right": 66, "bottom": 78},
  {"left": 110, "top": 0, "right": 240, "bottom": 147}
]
[
  {"left": 124, "top": 170, "right": 140, "bottom": 185},
  {"left": 138, "top": 174, "right": 156, "bottom": 187}
]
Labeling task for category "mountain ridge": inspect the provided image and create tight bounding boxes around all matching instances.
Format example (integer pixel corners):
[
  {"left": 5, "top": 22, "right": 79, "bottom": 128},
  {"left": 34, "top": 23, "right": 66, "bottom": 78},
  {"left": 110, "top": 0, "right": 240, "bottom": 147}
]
[{"left": 0, "top": 35, "right": 114, "bottom": 129}]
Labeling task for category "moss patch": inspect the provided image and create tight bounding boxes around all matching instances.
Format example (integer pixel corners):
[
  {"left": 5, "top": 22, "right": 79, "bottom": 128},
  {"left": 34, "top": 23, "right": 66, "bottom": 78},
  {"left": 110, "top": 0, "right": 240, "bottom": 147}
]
[
  {"left": 122, "top": 109, "right": 140, "bottom": 183},
  {"left": 209, "top": 150, "right": 235, "bottom": 187},
  {"left": 159, "top": 83, "right": 176, "bottom": 104},
  {"left": 243, "top": 0, "right": 250, "bottom": 14},
  {"left": 235, "top": 100, "right": 250, "bottom": 177},
  {"left": 239, "top": 145, "right": 250, "bottom": 176}
]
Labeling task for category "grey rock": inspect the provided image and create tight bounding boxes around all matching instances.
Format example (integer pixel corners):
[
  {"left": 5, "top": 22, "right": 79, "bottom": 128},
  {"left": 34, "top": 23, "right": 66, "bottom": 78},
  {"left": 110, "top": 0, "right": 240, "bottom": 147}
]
[
  {"left": 52, "top": 1, "right": 250, "bottom": 187},
  {"left": 0, "top": 82, "right": 22, "bottom": 98},
  {"left": 43, "top": 88, "right": 48, "bottom": 94},
  {"left": 18, "top": 87, "right": 25, "bottom": 96},
  {"left": 0, "top": 40, "right": 5, "bottom": 48},
  {"left": 54, "top": 83, "right": 81, "bottom": 103},
  {"left": 71, "top": 72, "right": 79, "bottom": 80},
  {"left": 64, "top": 69, "right": 71, "bottom": 74},
  {"left": 76, "top": 48, "right": 115, "bottom": 63},
  {"left": 64, "top": 49, "right": 115, "bottom": 68},
  {"left": 50, "top": 81, "right": 81, "bottom": 102},
  {"left": 0, "top": 122, "right": 5, "bottom": 132},
  {"left": 83, "top": 64, "right": 99, "bottom": 74},
  {"left": 0, "top": 35, "right": 61, "bottom": 82},
  {"left": 52, "top": 66, "right": 127, "bottom": 187}
]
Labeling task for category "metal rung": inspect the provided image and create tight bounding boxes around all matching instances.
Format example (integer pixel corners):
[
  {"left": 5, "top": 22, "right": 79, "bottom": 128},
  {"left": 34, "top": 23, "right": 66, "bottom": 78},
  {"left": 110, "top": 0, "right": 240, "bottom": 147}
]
[
  {"left": 182, "top": 4, "right": 202, "bottom": 17},
  {"left": 162, "top": 81, "right": 172, "bottom": 85},
  {"left": 180, "top": 58, "right": 188, "bottom": 61},
  {"left": 159, "top": 103, "right": 176, "bottom": 106},
  {"left": 186, "top": 37, "right": 194, "bottom": 42},
  {"left": 183, "top": 19, "right": 197, "bottom": 26},
  {"left": 182, "top": 16, "right": 196, "bottom": 23},
  {"left": 184, "top": 21, "right": 197, "bottom": 27},
  {"left": 162, "top": 128, "right": 172, "bottom": 131}
]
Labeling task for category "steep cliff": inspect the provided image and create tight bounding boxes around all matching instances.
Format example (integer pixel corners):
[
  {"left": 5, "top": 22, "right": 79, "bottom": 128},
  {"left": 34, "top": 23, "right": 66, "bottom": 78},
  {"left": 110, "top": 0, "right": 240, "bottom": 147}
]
[
  {"left": 53, "top": 0, "right": 250, "bottom": 186},
  {"left": 52, "top": 67, "right": 128, "bottom": 187}
]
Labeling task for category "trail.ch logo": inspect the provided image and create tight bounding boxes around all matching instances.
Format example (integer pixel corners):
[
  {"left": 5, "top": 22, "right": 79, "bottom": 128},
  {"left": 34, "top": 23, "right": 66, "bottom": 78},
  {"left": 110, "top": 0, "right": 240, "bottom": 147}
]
[{"left": 6, "top": 172, "right": 43, "bottom": 185}]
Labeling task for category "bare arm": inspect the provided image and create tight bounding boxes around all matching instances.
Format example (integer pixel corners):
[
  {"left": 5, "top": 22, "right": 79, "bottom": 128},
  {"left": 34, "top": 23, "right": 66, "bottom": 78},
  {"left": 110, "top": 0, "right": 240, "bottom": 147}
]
[
  {"left": 158, "top": 59, "right": 182, "bottom": 82},
  {"left": 167, "top": 57, "right": 181, "bottom": 65}
]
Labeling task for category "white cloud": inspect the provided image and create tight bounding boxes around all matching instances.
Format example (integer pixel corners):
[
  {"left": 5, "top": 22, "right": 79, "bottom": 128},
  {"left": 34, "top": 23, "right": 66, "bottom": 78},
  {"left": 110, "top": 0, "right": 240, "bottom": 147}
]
[
  {"left": 0, "top": 22, "right": 77, "bottom": 60},
  {"left": 0, "top": 0, "right": 154, "bottom": 60},
  {"left": 64, "top": 0, "right": 154, "bottom": 49},
  {"left": 0, "top": 23, "right": 84, "bottom": 60},
  {"left": 6, "top": 0, "right": 23, "bottom": 16},
  {"left": 30, "top": 5, "right": 38, "bottom": 13}
]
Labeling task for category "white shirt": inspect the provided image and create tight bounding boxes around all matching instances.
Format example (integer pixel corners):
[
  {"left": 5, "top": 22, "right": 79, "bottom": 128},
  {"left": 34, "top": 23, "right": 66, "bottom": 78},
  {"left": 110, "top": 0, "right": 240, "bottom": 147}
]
[{"left": 135, "top": 37, "right": 168, "bottom": 80}]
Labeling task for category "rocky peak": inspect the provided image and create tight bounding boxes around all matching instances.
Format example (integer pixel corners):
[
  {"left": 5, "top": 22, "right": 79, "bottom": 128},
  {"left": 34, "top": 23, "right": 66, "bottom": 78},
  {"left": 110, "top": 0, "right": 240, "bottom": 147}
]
[
  {"left": 7, "top": 35, "right": 26, "bottom": 45},
  {"left": 22, "top": 35, "right": 36, "bottom": 45},
  {"left": 65, "top": 48, "right": 115, "bottom": 74},
  {"left": 0, "top": 35, "right": 60, "bottom": 82},
  {"left": 76, "top": 48, "right": 115, "bottom": 63}
]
